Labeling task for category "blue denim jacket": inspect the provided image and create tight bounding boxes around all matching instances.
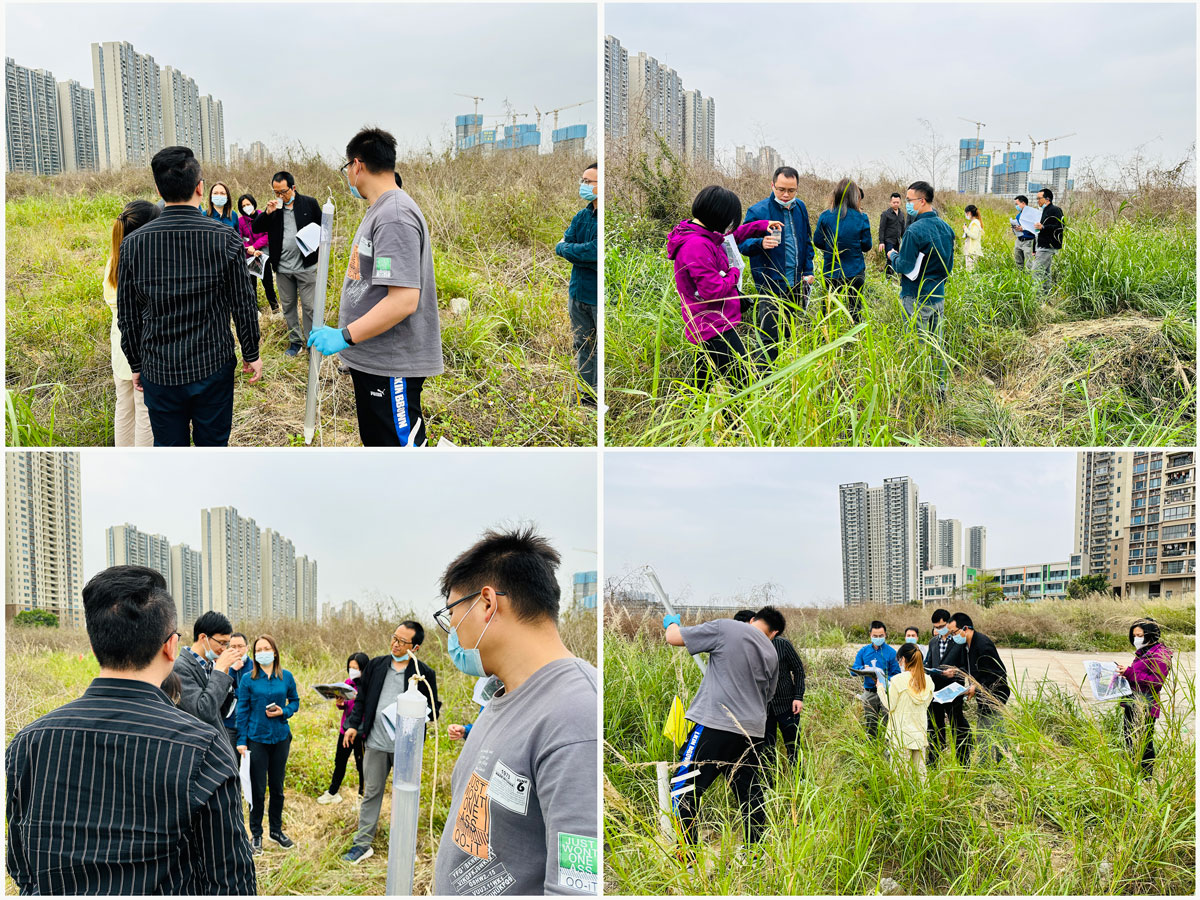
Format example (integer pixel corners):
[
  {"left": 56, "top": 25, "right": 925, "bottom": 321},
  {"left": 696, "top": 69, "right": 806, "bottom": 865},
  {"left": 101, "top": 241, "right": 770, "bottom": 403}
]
[{"left": 236, "top": 667, "right": 299, "bottom": 746}]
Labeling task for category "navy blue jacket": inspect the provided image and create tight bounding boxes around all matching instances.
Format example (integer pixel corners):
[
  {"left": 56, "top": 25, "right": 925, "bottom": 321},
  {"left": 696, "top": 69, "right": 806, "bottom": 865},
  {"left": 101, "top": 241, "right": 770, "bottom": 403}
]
[
  {"left": 890, "top": 210, "right": 956, "bottom": 304},
  {"left": 555, "top": 204, "right": 597, "bottom": 305},
  {"left": 236, "top": 667, "right": 299, "bottom": 746},
  {"left": 813, "top": 208, "right": 873, "bottom": 279},
  {"left": 738, "top": 195, "right": 814, "bottom": 292}
]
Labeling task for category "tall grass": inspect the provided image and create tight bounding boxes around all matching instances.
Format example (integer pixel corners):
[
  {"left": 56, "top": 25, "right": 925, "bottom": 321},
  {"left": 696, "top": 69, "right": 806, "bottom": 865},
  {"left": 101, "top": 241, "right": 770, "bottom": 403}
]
[
  {"left": 5, "top": 150, "right": 596, "bottom": 447},
  {"left": 603, "top": 628, "right": 1195, "bottom": 895}
]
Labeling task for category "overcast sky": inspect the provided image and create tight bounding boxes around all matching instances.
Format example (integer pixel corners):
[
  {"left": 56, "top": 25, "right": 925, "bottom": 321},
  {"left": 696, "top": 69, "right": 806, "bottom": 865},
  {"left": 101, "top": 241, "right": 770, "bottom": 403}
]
[
  {"left": 608, "top": 2, "right": 1195, "bottom": 180},
  {"left": 7, "top": 2, "right": 597, "bottom": 158},
  {"left": 80, "top": 451, "right": 596, "bottom": 619},
  {"left": 605, "top": 450, "right": 1078, "bottom": 608}
]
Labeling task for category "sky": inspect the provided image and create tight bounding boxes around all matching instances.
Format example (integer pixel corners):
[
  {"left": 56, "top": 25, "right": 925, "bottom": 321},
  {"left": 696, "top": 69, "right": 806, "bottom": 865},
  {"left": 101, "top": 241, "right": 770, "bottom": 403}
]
[
  {"left": 604, "top": 449, "right": 1079, "bottom": 608},
  {"left": 607, "top": 2, "right": 1196, "bottom": 181},
  {"left": 80, "top": 450, "right": 597, "bottom": 619},
  {"left": 6, "top": 2, "right": 597, "bottom": 158}
]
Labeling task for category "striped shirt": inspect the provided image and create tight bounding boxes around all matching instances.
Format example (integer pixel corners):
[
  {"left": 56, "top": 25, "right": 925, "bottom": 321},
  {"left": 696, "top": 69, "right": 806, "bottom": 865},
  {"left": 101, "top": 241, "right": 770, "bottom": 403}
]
[
  {"left": 768, "top": 635, "right": 807, "bottom": 716},
  {"left": 5, "top": 678, "right": 256, "bottom": 895},
  {"left": 117, "top": 205, "right": 261, "bottom": 386}
]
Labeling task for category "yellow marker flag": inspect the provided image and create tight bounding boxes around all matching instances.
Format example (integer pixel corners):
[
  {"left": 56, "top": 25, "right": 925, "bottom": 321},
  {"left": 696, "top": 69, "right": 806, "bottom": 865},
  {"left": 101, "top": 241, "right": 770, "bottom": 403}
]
[{"left": 662, "top": 695, "right": 690, "bottom": 748}]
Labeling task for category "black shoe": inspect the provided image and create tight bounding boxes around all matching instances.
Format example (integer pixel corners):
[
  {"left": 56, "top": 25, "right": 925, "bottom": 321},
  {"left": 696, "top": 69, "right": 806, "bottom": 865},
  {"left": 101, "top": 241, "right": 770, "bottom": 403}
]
[
  {"left": 285, "top": 343, "right": 302, "bottom": 357},
  {"left": 269, "top": 830, "right": 295, "bottom": 850},
  {"left": 251, "top": 836, "right": 263, "bottom": 856}
]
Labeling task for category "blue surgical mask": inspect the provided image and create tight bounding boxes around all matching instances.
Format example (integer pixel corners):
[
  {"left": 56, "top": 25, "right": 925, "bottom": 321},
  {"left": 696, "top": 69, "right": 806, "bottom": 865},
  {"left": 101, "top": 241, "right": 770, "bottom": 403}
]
[
  {"left": 344, "top": 166, "right": 363, "bottom": 201},
  {"left": 906, "top": 636, "right": 918, "bottom": 645},
  {"left": 952, "top": 634, "right": 967, "bottom": 645},
  {"left": 935, "top": 626, "right": 948, "bottom": 637},
  {"left": 255, "top": 651, "right": 275, "bottom": 666},
  {"left": 776, "top": 195, "right": 795, "bottom": 209},
  {"left": 871, "top": 636, "right": 886, "bottom": 648},
  {"left": 203, "top": 638, "right": 218, "bottom": 662},
  {"left": 579, "top": 182, "right": 596, "bottom": 202},
  {"left": 211, "top": 195, "right": 227, "bottom": 208},
  {"left": 905, "top": 201, "right": 917, "bottom": 217},
  {"left": 448, "top": 597, "right": 494, "bottom": 678},
  {"left": 391, "top": 652, "right": 409, "bottom": 663}
]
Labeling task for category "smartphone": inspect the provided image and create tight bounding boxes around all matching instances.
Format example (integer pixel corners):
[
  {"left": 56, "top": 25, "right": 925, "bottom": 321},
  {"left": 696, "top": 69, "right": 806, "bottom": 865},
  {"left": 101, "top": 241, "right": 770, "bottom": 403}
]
[{"left": 266, "top": 702, "right": 281, "bottom": 712}]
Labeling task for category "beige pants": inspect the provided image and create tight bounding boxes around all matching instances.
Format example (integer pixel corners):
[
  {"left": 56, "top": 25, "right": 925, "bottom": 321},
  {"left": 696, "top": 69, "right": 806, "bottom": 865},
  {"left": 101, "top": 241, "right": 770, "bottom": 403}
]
[
  {"left": 114, "top": 376, "right": 153, "bottom": 447},
  {"left": 898, "top": 747, "right": 926, "bottom": 777}
]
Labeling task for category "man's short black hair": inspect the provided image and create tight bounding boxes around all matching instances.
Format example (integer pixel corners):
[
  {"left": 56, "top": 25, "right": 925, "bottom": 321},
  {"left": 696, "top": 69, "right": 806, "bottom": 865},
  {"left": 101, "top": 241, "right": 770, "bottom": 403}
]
[
  {"left": 346, "top": 127, "right": 398, "bottom": 174},
  {"left": 231, "top": 632, "right": 248, "bottom": 644},
  {"left": 890, "top": 191, "right": 902, "bottom": 199},
  {"left": 869, "top": 620, "right": 887, "bottom": 633},
  {"left": 151, "top": 146, "right": 202, "bottom": 203},
  {"left": 399, "top": 619, "right": 425, "bottom": 648},
  {"left": 905, "top": 625, "right": 920, "bottom": 635},
  {"left": 82, "top": 566, "right": 176, "bottom": 671},
  {"left": 733, "top": 609, "right": 755, "bottom": 623},
  {"left": 193, "top": 610, "right": 233, "bottom": 641},
  {"left": 1015, "top": 194, "right": 1029, "bottom": 205},
  {"left": 754, "top": 605, "right": 786, "bottom": 635},
  {"left": 908, "top": 181, "right": 934, "bottom": 204},
  {"left": 772, "top": 166, "right": 800, "bottom": 183},
  {"left": 1038, "top": 187, "right": 1054, "bottom": 201},
  {"left": 440, "top": 526, "right": 562, "bottom": 622},
  {"left": 585, "top": 161, "right": 598, "bottom": 172},
  {"left": 691, "top": 185, "right": 742, "bottom": 233},
  {"left": 272, "top": 170, "right": 295, "bottom": 188},
  {"left": 931, "top": 608, "right": 950, "bottom": 624},
  {"left": 950, "top": 612, "right": 974, "bottom": 630}
]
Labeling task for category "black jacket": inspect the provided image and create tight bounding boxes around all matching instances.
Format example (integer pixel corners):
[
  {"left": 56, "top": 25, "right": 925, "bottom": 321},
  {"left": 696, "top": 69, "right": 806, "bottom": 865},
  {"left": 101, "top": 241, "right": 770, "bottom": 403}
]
[
  {"left": 965, "top": 631, "right": 1010, "bottom": 706},
  {"left": 768, "top": 635, "right": 806, "bottom": 716},
  {"left": 1036, "top": 202, "right": 1064, "bottom": 250},
  {"left": 345, "top": 654, "right": 441, "bottom": 745},
  {"left": 879, "top": 207, "right": 907, "bottom": 249},
  {"left": 250, "top": 193, "right": 322, "bottom": 271},
  {"left": 926, "top": 634, "right": 967, "bottom": 691}
]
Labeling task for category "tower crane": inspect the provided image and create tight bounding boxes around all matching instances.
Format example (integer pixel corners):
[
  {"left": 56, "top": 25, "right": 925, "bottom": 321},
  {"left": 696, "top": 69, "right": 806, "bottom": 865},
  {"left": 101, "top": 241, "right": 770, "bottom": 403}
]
[
  {"left": 957, "top": 116, "right": 986, "bottom": 143},
  {"left": 454, "top": 93, "right": 485, "bottom": 117}
]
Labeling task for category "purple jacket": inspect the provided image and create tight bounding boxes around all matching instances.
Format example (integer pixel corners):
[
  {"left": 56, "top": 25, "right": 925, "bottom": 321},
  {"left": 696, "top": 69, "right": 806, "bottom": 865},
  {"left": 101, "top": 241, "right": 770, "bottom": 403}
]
[
  {"left": 237, "top": 212, "right": 269, "bottom": 257},
  {"left": 667, "top": 219, "right": 770, "bottom": 344},
  {"left": 1124, "top": 642, "right": 1172, "bottom": 718},
  {"left": 337, "top": 677, "right": 358, "bottom": 733}
]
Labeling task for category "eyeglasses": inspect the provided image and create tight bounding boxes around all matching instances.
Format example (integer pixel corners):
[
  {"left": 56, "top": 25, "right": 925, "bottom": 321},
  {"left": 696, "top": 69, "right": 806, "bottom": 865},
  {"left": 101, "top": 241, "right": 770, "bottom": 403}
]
[
  {"left": 165, "top": 631, "right": 182, "bottom": 644},
  {"left": 273, "top": 188, "right": 291, "bottom": 197},
  {"left": 433, "top": 589, "right": 506, "bottom": 633},
  {"left": 580, "top": 177, "right": 598, "bottom": 186},
  {"left": 206, "top": 635, "right": 230, "bottom": 650},
  {"left": 773, "top": 187, "right": 798, "bottom": 196},
  {"left": 390, "top": 635, "right": 415, "bottom": 648}
]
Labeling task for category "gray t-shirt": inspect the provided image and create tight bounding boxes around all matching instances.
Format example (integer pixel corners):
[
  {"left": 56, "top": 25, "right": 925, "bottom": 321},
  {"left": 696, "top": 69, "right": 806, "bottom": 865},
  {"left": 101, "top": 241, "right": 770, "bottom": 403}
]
[
  {"left": 366, "top": 662, "right": 409, "bottom": 753},
  {"left": 278, "top": 206, "right": 303, "bottom": 273},
  {"left": 337, "top": 189, "right": 444, "bottom": 378},
  {"left": 434, "top": 657, "right": 597, "bottom": 896},
  {"left": 680, "top": 619, "right": 779, "bottom": 738}
]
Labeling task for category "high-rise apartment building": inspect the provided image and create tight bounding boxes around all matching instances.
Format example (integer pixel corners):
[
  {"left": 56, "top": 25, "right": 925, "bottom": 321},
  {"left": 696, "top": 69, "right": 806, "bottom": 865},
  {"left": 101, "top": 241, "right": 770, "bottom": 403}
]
[
  {"left": 170, "top": 542, "right": 203, "bottom": 624},
  {"left": 106, "top": 523, "right": 172, "bottom": 581},
  {"left": 1114, "top": 450, "right": 1195, "bottom": 600},
  {"left": 628, "top": 51, "right": 683, "bottom": 156},
  {"left": 1075, "top": 451, "right": 1133, "bottom": 584},
  {"left": 201, "top": 506, "right": 261, "bottom": 621},
  {"left": 6, "top": 57, "right": 62, "bottom": 175},
  {"left": 92, "top": 41, "right": 162, "bottom": 170},
  {"left": 918, "top": 502, "right": 937, "bottom": 574},
  {"left": 56, "top": 80, "right": 98, "bottom": 172},
  {"left": 937, "top": 519, "right": 963, "bottom": 568},
  {"left": 966, "top": 525, "right": 987, "bottom": 569},
  {"left": 682, "top": 89, "right": 715, "bottom": 163},
  {"left": 247, "top": 141, "right": 268, "bottom": 165},
  {"left": 261, "top": 528, "right": 297, "bottom": 620},
  {"left": 198, "top": 94, "right": 224, "bottom": 165},
  {"left": 296, "top": 556, "right": 318, "bottom": 622},
  {"left": 840, "top": 476, "right": 919, "bottom": 605},
  {"left": 5, "top": 452, "right": 85, "bottom": 626},
  {"left": 604, "top": 35, "right": 629, "bottom": 142},
  {"left": 160, "top": 66, "right": 202, "bottom": 151}
]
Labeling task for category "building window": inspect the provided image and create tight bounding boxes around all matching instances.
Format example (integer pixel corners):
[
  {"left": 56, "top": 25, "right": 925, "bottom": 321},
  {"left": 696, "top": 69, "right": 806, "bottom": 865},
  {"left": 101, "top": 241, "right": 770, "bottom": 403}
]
[{"left": 1129, "top": 565, "right": 1142, "bottom": 575}]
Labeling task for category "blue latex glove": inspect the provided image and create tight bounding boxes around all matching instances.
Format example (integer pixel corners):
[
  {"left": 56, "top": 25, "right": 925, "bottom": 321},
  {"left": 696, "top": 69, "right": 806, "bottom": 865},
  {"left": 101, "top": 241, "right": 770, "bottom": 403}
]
[
  {"left": 307, "top": 325, "right": 350, "bottom": 355},
  {"left": 662, "top": 614, "right": 681, "bottom": 630}
]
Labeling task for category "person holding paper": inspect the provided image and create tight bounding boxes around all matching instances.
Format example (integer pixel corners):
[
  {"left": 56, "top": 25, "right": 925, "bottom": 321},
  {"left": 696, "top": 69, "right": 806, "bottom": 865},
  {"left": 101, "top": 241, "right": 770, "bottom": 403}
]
[
  {"left": 318, "top": 651, "right": 370, "bottom": 805},
  {"left": 886, "top": 181, "right": 956, "bottom": 398},
  {"left": 236, "top": 192, "right": 279, "bottom": 313},
  {"left": 251, "top": 170, "right": 323, "bottom": 356},
  {"left": 1116, "top": 618, "right": 1173, "bottom": 776},
  {"left": 852, "top": 621, "right": 901, "bottom": 739},
  {"left": 812, "top": 178, "right": 873, "bottom": 323},
  {"left": 875, "top": 642, "right": 934, "bottom": 775},
  {"left": 1032, "top": 188, "right": 1065, "bottom": 291},
  {"left": 1009, "top": 195, "right": 1039, "bottom": 271},
  {"left": 946, "top": 613, "right": 1009, "bottom": 761},
  {"left": 962, "top": 205, "right": 984, "bottom": 270},
  {"left": 926, "top": 608, "right": 970, "bottom": 766}
]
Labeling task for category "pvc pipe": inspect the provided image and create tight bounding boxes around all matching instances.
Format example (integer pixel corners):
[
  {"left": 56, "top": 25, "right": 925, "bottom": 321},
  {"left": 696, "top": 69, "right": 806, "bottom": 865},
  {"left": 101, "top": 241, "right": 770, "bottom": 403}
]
[
  {"left": 385, "top": 681, "right": 428, "bottom": 895},
  {"left": 303, "top": 198, "right": 335, "bottom": 445},
  {"left": 643, "top": 565, "right": 706, "bottom": 674},
  {"left": 656, "top": 762, "right": 673, "bottom": 839}
]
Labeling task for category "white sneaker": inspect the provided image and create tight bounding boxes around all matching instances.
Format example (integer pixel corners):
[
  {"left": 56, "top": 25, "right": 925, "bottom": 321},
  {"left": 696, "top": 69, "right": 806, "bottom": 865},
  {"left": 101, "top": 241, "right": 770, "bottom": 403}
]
[{"left": 316, "top": 791, "right": 343, "bottom": 805}]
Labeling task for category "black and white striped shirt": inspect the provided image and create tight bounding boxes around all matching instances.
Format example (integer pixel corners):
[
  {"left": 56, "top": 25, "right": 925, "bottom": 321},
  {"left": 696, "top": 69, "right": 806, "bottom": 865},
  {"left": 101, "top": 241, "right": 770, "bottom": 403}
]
[
  {"left": 5, "top": 678, "right": 256, "bottom": 895},
  {"left": 768, "top": 635, "right": 807, "bottom": 716},
  {"left": 117, "top": 205, "right": 261, "bottom": 386}
]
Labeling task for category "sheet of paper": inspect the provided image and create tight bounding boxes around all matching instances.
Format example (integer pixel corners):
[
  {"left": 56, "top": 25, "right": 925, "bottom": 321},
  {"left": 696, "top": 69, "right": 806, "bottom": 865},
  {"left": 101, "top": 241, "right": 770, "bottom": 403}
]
[
  {"left": 932, "top": 682, "right": 967, "bottom": 704},
  {"left": 904, "top": 251, "right": 925, "bottom": 281},
  {"left": 239, "top": 750, "right": 253, "bottom": 808},
  {"left": 1084, "top": 660, "right": 1133, "bottom": 701},
  {"left": 296, "top": 221, "right": 322, "bottom": 256},
  {"left": 246, "top": 253, "right": 267, "bottom": 280},
  {"left": 722, "top": 234, "right": 745, "bottom": 292}
]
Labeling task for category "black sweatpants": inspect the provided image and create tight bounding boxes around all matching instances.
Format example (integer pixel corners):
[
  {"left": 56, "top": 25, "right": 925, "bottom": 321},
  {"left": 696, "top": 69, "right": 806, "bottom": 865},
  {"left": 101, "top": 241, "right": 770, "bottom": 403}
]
[
  {"left": 825, "top": 275, "right": 866, "bottom": 323},
  {"left": 1122, "top": 696, "right": 1156, "bottom": 776},
  {"left": 927, "top": 695, "right": 971, "bottom": 766},
  {"left": 328, "top": 730, "right": 365, "bottom": 796},
  {"left": 248, "top": 737, "right": 291, "bottom": 838},
  {"left": 693, "top": 329, "right": 750, "bottom": 390},
  {"left": 673, "top": 724, "right": 767, "bottom": 845},
  {"left": 347, "top": 368, "right": 427, "bottom": 447}
]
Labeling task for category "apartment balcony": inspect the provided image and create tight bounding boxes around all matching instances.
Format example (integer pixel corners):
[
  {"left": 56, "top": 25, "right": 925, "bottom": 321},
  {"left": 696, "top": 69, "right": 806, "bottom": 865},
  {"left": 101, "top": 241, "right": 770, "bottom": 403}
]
[{"left": 1166, "top": 453, "right": 1194, "bottom": 471}]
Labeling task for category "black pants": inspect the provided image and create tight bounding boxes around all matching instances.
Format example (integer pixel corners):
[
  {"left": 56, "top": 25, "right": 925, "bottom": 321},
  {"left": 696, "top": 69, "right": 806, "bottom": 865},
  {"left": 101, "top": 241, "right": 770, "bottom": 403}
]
[
  {"left": 248, "top": 737, "right": 291, "bottom": 838},
  {"left": 140, "top": 362, "right": 236, "bottom": 447},
  {"left": 693, "top": 329, "right": 750, "bottom": 390},
  {"left": 883, "top": 242, "right": 900, "bottom": 277},
  {"left": 347, "top": 368, "right": 427, "bottom": 447},
  {"left": 673, "top": 724, "right": 767, "bottom": 846},
  {"left": 927, "top": 696, "right": 971, "bottom": 766},
  {"left": 260, "top": 261, "right": 278, "bottom": 311},
  {"left": 755, "top": 709, "right": 801, "bottom": 770},
  {"left": 328, "top": 731, "right": 365, "bottom": 796},
  {"left": 748, "top": 284, "right": 807, "bottom": 366},
  {"left": 1122, "top": 697, "right": 1156, "bottom": 776},
  {"left": 226, "top": 727, "right": 240, "bottom": 759},
  {"left": 825, "top": 275, "right": 866, "bottom": 323}
]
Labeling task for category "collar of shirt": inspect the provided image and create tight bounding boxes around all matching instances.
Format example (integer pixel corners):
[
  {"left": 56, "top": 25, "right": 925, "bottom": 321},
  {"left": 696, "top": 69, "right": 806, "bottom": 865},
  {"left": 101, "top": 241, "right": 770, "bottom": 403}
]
[
  {"left": 187, "top": 646, "right": 213, "bottom": 674},
  {"left": 159, "top": 205, "right": 204, "bottom": 217},
  {"left": 84, "top": 677, "right": 173, "bottom": 704}
]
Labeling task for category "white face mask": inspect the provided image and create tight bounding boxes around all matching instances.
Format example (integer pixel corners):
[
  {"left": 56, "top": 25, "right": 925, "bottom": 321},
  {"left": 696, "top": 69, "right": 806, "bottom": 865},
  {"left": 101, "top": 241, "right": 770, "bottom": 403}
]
[
  {"left": 348, "top": 668, "right": 361, "bottom": 680},
  {"left": 242, "top": 204, "right": 254, "bottom": 216},
  {"left": 1133, "top": 637, "right": 1145, "bottom": 650}
]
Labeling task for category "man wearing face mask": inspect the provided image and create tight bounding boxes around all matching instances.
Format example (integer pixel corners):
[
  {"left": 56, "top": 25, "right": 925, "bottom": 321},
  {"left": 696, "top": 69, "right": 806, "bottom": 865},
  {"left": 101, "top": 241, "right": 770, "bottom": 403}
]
[
  {"left": 1031, "top": 188, "right": 1064, "bottom": 291},
  {"left": 433, "top": 527, "right": 598, "bottom": 896},
  {"left": 852, "top": 621, "right": 901, "bottom": 739},
  {"left": 251, "top": 170, "right": 323, "bottom": 356},
  {"left": 173, "top": 611, "right": 243, "bottom": 734},
  {"left": 555, "top": 162, "right": 599, "bottom": 405},
  {"left": 1009, "top": 194, "right": 1039, "bottom": 272},
  {"left": 945, "top": 612, "right": 1009, "bottom": 761},
  {"left": 341, "top": 621, "right": 440, "bottom": 864},
  {"left": 308, "top": 127, "right": 444, "bottom": 447},
  {"left": 925, "top": 608, "right": 970, "bottom": 766}
]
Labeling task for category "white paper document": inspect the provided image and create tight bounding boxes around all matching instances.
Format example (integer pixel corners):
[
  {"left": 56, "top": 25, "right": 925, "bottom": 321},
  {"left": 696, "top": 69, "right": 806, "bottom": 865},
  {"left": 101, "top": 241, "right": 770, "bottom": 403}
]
[
  {"left": 904, "top": 251, "right": 925, "bottom": 281},
  {"left": 239, "top": 750, "right": 253, "bottom": 809},
  {"left": 721, "top": 234, "right": 745, "bottom": 291},
  {"left": 1010, "top": 207, "right": 1042, "bottom": 235},
  {"left": 933, "top": 682, "right": 968, "bottom": 704},
  {"left": 246, "top": 252, "right": 267, "bottom": 280},
  {"left": 1084, "top": 660, "right": 1133, "bottom": 701},
  {"left": 296, "top": 221, "right": 322, "bottom": 256}
]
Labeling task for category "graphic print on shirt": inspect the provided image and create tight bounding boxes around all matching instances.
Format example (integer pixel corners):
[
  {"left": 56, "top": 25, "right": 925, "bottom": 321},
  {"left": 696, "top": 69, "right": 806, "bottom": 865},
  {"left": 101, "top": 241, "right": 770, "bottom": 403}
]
[
  {"left": 488, "top": 760, "right": 530, "bottom": 816},
  {"left": 452, "top": 771, "right": 491, "bottom": 860},
  {"left": 347, "top": 242, "right": 362, "bottom": 281},
  {"left": 558, "top": 832, "right": 599, "bottom": 893}
]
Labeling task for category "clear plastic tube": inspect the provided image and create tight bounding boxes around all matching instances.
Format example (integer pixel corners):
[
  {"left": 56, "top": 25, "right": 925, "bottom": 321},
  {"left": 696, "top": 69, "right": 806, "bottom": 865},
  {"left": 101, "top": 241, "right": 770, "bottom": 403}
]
[
  {"left": 303, "top": 198, "right": 335, "bottom": 445},
  {"left": 385, "top": 682, "right": 428, "bottom": 895}
]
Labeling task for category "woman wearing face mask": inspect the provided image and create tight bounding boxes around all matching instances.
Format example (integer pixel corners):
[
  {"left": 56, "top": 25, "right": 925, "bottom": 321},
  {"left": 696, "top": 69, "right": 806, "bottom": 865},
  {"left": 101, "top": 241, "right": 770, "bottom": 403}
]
[
  {"left": 962, "top": 205, "right": 984, "bottom": 270},
  {"left": 875, "top": 641, "right": 934, "bottom": 775},
  {"left": 667, "top": 185, "right": 778, "bottom": 389},
  {"left": 104, "top": 200, "right": 161, "bottom": 446},
  {"left": 318, "top": 652, "right": 369, "bottom": 805},
  {"left": 235, "top": 193, "right": 279, "bottom": 312},
  {"left": 1116, "top": 618, "right": 1173, "bottom": 777},
  {"left": 812, "top": 178, "right": 873, "bottom": 323},
  {"left": 236, "top": 635, "right": 300, "bottom": 855},
  {"left": 205, "top": 181, "right": 238, "bottom": 229}
]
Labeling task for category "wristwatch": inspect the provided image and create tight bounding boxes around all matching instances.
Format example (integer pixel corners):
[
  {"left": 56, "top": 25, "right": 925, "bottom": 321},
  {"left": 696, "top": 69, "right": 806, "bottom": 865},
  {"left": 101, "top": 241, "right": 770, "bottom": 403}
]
[{"left": 341, "top": 327, "right": 355, "bottom": 346}]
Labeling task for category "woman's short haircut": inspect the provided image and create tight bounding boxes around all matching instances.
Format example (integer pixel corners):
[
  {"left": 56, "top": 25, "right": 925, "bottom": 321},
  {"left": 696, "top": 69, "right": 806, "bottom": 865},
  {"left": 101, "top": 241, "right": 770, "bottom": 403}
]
[
  {"left": 236, "top": 193, "right": 258, "bottom": 212},
  {"left": 439, "top": 526, "right": 562, "bottom": 623},
  {"left": 82, "top": 566, "right": 176, "bottom": 671},
  {"left": 691, "top": 185, "right": 742, "bottom": 233}
]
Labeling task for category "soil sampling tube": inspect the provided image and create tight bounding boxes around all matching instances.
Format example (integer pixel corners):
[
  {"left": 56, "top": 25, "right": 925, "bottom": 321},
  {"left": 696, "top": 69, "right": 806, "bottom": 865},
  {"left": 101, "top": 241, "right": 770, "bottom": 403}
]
[
  {"left": 385, "top": 681, "right": 429, "bottom": 895},
  {"left": 303, "top": 198, "right": 335, "bottom": 445}
]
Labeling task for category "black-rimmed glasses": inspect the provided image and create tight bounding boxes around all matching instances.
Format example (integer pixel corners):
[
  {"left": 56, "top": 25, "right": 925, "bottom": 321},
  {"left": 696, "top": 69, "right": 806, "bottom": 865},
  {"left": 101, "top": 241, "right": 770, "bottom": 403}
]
[{"left": 433, "top": 589, "right": 506, "bottom": 633}]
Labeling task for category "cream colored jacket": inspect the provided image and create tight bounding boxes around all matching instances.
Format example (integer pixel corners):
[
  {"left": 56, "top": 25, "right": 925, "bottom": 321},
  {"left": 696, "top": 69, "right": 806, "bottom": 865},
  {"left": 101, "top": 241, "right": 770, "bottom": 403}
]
[
  {"left": 963, "top": 218, "right": 984, "bottom": 258},
  {"left": 104, "top": 258, "right": 133, "bottom": 381},
  {"left": 875, "top": 669, "right": 933, "bottom": 751}
]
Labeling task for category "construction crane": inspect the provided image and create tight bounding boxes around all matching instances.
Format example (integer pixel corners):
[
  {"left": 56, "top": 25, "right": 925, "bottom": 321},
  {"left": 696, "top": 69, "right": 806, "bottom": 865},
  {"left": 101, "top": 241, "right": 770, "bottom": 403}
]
[
  {"left": 1029, "top": 132, "right": 1077, "bottom": 162},
  {"left": 454, "top": 93, "right": 485, "bottom": 117},
  {"left": 545, "top": 99, "right": 594, "bottom": 132},
  {"left": 987, "top": 136, "right": 1022, "bottom": 156},
  {"left": 957, "top": 116, "right": 986, "bottom": 143}
]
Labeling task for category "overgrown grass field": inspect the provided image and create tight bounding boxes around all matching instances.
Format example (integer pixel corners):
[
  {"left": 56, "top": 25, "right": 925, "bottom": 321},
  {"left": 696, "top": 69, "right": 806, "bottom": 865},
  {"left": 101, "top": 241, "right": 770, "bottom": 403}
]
[
  {"left": 4, "top": 610, "right": 597, "bottom": 895},
  {"left": 5, "top": 151, "right": 596, "bottom": 447},
  {"left": 603, "top": 599, "right": 1196, "bottom": 895},
  {"left": 605, "top": 174, "right": 1196, "bottom": 446}
]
